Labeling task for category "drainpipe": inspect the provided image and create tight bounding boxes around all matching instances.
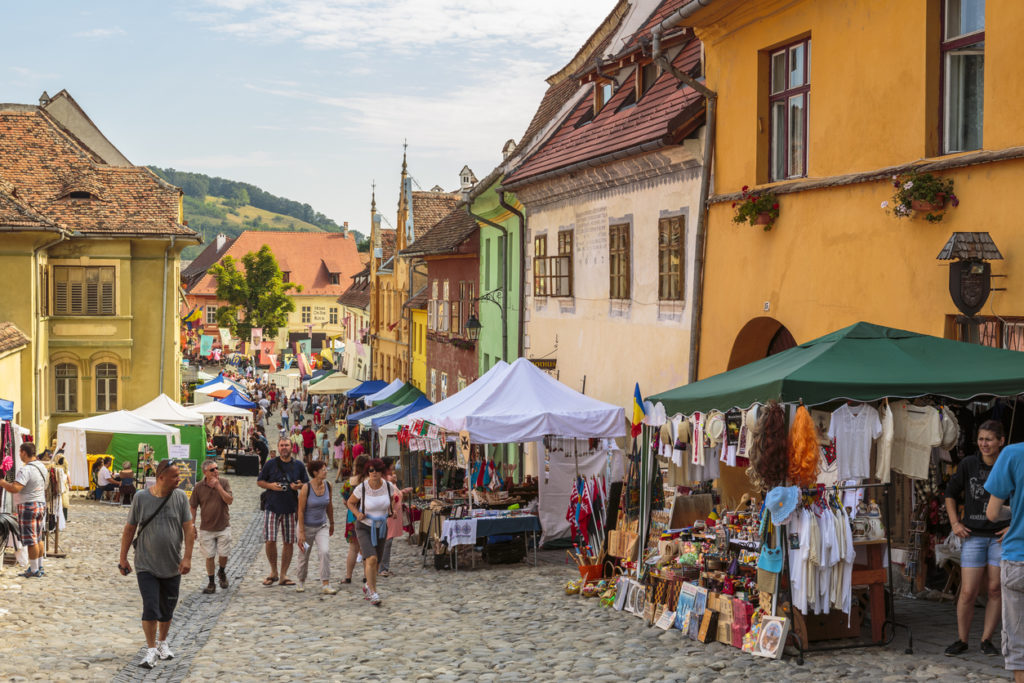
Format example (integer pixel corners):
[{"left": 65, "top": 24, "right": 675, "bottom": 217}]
[
  {"left": 652, "top": 0, "right": 717, "bottom": 384},
  {"left": 159, "top": 236, "right": 176, "bottom": 396},
  {"left": 408, "top": 259, "right": 427, "bottom": 387},
  {"left": 33, "top": 231, "right": 68, "bottom": 437},
  {"left": 465, "top": 205, "right": 509, "bottom": 364},
  {"left": 497, "top": 189, "right": 526, "bottom": 359}
]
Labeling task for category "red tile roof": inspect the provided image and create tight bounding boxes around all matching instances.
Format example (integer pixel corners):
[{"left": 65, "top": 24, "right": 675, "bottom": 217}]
[
  {"left": 338, "top": 265, "right": 370, "bottom": 310},
  {"left": 181, "top": 234, "right": 236, "bottom": 288},
  {"left": 189, "top": 230, "right": 363, "bottom": 297},
  {"left": 505, "top": 37, "right": 704, "bottom": 186},
  {"left": 0, "top": 322, "right": 29, "bottom": 355},
  {"left": 380, "top": 230, "right": 397, "bottom": 261},
  {"left": 618, "top": 0, "right": 692, "bottom": 55},
  {"left": 400, "top": 206, "right": 478, "bottom": 257},
  {"left": 412, "top": 191, "right": 459, "bottom": 240},
  {"left": 0, "top": 108, "right": 196, "bottom": 237}
]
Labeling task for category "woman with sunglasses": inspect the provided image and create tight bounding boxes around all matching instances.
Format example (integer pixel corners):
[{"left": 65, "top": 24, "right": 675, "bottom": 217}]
[{"left": 346, "top": 457, "right": 394, "bottom": 606}]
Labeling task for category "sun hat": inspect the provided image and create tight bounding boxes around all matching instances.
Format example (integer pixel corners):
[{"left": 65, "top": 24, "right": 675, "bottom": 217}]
[
  {"left": 705, "top": 411, "right": 726, "bottom": 447},
  {"left": 764, "top": 485, "right": 801, "bottom": 525}
]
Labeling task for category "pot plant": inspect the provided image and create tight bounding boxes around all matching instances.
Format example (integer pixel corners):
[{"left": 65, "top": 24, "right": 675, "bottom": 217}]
[
  {"left": 732, "top": 186, "right": 780, "bottom": 231},
  {"left": 882, "top": 170, "right": 958, "bottom": 223}
]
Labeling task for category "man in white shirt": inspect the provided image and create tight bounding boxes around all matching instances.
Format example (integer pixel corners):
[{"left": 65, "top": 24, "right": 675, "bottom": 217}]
[
  {"left": 0, "top": 443, "right": 49, "bottom": 577},
  {"left": 96, "top": 456, "right": 118, "bottom": 501}
]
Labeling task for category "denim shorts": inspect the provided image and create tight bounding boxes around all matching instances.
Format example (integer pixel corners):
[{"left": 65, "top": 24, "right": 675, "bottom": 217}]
[{"left": 961, "top": 534, "right": 1003, "bottom": 568}]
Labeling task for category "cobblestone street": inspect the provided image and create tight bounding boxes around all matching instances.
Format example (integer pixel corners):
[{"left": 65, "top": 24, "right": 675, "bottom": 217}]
[{"left": 0, "top": 471, "right": 1011, "bottom": 682}]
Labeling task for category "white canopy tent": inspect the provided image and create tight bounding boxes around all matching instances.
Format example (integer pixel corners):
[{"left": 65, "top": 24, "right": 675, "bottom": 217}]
[
  {"left": 57, "top": 412, "right": 181, "bottom": 488},
  {"left": 308, "top": 373, "right": 361, "bottom": 395},
  {"left": 189, "top": 402, "right": 253, "bottom": 418},
  {"left": 395, "top": 361, "right": 510, "bottom": 433},
  {"left": 363, "top": 379, "right": 404, "bottom": 406},
  {"left": 132, "top": 393, "right": 204, "bottom": 426},
  {"left": 269, "top": 370, "right": 302, "bottom": 394},
  {"left": 193, "top": 380, "right": 251, "bottom": 405}
]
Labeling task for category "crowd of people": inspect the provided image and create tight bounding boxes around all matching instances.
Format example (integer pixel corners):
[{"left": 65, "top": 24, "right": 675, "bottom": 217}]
[{"left": 113, "top": 377, "right": 407, "bottom": 670}]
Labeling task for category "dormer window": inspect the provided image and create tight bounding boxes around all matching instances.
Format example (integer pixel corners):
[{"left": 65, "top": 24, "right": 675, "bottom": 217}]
[
  {"left": 594, "top": 81, "right": 614, "bottom": 114},
  {"left": 69, "top": 191, "right": 93, "bottom": 199},
  {"left": 639, "top": 62, "right": 659, "bottom": 98},
  {"left": 328, "top": 273, "right": 340, "bottom": 285}
]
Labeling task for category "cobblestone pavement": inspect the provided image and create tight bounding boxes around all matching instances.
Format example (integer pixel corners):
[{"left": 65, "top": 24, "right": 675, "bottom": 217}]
[{"left": 0, "top": 448, "right": 1016, "bottom": 682}]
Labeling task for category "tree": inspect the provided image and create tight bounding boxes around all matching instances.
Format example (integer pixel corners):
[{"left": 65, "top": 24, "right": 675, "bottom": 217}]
[{"left": 209, "top": 245, "right": 301, "bottom": 340}]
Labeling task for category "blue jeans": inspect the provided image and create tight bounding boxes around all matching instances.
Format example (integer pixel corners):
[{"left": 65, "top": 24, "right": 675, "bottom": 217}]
[
  {"left": 94, "top": 483, "right": 117, "bottom": 500},
  {"left": 962, "top": 534, "right": 1003, "bottom": 568}
]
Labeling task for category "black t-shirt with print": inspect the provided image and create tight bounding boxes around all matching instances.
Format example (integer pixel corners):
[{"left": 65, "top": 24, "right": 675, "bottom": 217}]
[{"left": 945, "top": 454, "right": 1010, "bottom": 536}]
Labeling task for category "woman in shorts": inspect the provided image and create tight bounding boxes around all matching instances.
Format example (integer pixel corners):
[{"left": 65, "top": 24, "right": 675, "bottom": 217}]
[{"left": 944, "top": 419, "right": 1011, "bottom": 657}]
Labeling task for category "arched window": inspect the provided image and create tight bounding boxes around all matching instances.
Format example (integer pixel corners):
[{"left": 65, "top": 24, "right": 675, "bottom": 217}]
[
  {"left": 95, "top": 362, "right": 118, "bottom": 412},
  {"left": 55, "top": 363, "right": 77, "bottom": 413}
]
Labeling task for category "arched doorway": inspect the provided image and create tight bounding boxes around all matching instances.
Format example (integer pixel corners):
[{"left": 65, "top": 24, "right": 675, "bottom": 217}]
[{"left": 727, "top": 316, "right": 797, "bottom": 370}]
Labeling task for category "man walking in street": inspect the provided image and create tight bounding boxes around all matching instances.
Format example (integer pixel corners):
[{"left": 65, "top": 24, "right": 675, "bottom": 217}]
[
  {"left": 257, "top": 438, "right": 308, "bottom": 586},
  {"left": 987, "top": 441, "right": 1024, "bottom": 682},
  {"left": 0, "top": 443, "right": 48, "bottom": 578},
  {"left": 190, "top": 459, "right": 233, "bottom": 594},
  {"left": 118, "top": 459, "right": 195, "bottom": 670}
]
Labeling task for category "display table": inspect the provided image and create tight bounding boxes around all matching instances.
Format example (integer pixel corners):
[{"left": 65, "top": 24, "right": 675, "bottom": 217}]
[
  {"left": 440, "top": 515, "right": 541, "bottom": 569},
  {"left": 851, "top": 539, "right": 888, "bottom": 643}
]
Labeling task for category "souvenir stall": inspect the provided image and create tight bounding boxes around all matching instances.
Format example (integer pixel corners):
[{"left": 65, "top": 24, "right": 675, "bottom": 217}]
[{"left": 565, "top": 322, "right": 1024, "bottom": 662}]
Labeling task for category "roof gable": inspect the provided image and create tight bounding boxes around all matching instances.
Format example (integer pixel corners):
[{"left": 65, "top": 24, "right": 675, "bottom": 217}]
[
  {"left": 411, "top": 191, "right": 459, "bottom": 240},
  {"left": 505, "top": 36, "right": 704, "bottom": 185},
  {"left": 0, "top": 103, "right": 195, "bottom": 237},
  {"left": 400, "top": 206, "right": 479, "bottom": 257},
  {"left": 189, "top": 230, "right": 362, "bottom": 297}
]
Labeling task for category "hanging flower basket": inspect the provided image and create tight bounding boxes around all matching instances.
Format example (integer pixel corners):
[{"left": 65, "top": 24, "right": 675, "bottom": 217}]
[
  {"left": 732, "top": 186, "right": 780, "bottom": 232},
  {"left": 910, "top": 193, "right": 945, "bottom": 212},
  {"left": 883, "top": 171, "right": 957, "bottom": 223}
]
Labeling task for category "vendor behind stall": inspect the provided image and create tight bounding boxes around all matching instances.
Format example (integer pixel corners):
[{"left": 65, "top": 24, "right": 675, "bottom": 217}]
[{"left": 944, "top": 420, "right": 1010, "bottom": 657}]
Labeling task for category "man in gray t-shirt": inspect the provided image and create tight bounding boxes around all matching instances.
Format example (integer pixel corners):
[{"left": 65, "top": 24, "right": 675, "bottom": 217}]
[{"left": 118, "top": 460, "right": 195, "bottom": 670}]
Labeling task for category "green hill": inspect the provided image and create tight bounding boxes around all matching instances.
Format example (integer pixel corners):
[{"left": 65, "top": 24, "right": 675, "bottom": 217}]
[{"left": 147, "top": 166, "right": 366, "bottom": 259}]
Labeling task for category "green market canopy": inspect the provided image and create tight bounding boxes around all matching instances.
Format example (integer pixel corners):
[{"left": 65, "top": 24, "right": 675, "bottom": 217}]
[{"left": 649, "top": 322, "right": 1024, "bottom": 415}]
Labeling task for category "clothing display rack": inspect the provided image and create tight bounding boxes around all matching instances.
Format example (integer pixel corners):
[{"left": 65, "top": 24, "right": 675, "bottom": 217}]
[{"left": 788, "top": 482, "right": 912, "bottom": 663}]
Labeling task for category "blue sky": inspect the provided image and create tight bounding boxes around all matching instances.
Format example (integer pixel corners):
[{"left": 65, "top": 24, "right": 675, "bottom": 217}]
[{"left": 2, "top": 1, "right": 616, "bottom": 236}]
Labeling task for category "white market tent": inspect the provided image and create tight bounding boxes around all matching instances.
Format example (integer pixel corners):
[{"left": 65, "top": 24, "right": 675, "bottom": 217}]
[
  {"left": 395, "top": 361, "right": 510, "bottom": 434},
  {"left": 57, "top": 412, "right": 181, "bottom": 488},
  {"left": 390, "top": 357, "right": 627, "bottom": 544},
  {"left": 364, "top": 379, "right": 404, "bottom": 406},
  {"left": 269, "top": 370, "right": 302, "bottom": 394},
  {"left": 308, "top": 373, "right": 361, "bottom": 395},
  {"left": 189, "top": 402, "right": 253, "bottom": 418},
  {"left": 193, "top": 380, "right": 252, "bottom": 405},
  {"left": 132, "top": 393, "right": 204, "bottom": 426}
]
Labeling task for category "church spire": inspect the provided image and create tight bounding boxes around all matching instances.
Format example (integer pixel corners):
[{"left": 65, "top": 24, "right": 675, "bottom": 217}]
[
  {"left": 401, "top": 138, "right": 408, "bottom": 177},
  {"left": 370, "top": 180, "right": 376, "bottom": 213}
]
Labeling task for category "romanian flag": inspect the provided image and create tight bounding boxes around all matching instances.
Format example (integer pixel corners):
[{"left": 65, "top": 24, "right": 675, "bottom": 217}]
[{"left": 630, "top": 383, "right": 646, "bottom": 437}]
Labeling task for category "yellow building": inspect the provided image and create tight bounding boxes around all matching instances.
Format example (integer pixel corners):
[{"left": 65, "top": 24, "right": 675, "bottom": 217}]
[
  {"left": 338, "top": 265, "right": 372, "bottom": 381},
  {"left": 369, "top": 153, "right": 458, "bottom": 383},
  {"left": 409, "top": 307, "right": 427, "bottom": 392},
  {"left": 668, "top": 0, "right": 1024, "bottom": 378},
  {"left": 0, "top": 90, "right": 198, "bottom": 440}
]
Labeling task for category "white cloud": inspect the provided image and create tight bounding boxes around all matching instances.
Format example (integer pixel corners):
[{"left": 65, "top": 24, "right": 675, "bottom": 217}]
[
  {"left": 197, "top": 0, "right": 609, "bottom": 55},
  {"left": 74, "top": 27, "right": 126, "bottom": 38},
  {"left": 245, "top": 56, "right": 552, "bottom": 167},
  {"left": 9, "top": 66, "right": 58, "bottom": 80}
]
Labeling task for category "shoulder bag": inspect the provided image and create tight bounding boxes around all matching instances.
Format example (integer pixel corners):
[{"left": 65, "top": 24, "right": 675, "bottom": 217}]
[{"left": 132, "top": 490, "right": 174, "bottom": 550}]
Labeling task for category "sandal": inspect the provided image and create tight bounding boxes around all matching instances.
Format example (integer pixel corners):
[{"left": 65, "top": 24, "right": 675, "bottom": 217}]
[
  {"left": 342, "top": 578, "right": 352, "bottom": 584},
  {"left": 262, "top": 576, "right": 279, "bottom": 586},
  {"left": 279, "top": 579, "right": 296, "bottom": 586},
  {"left": 379, "top": 570, "right": 391, "bottom": 577}
]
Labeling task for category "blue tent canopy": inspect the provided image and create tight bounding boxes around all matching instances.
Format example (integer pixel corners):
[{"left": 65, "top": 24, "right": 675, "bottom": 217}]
[
  {"left": 0, "top": 398, "right": 13, "bottom": 422},
  {"left": 347, "top": 401, "right": 399, "bottom": 425},
  {"left": 370, "top": 395, "right": 432, "bottom": 429},
  {"left": 217, "top": 390, "right": 256, "bottom": 409},
  {"left": 347, "top": 380, "right": 387, "bottom": 399}
]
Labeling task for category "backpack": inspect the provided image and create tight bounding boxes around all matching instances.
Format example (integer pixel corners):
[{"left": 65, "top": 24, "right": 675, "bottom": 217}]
[{"left": 358, "top": 480, "right": 394, "bottom": 516}]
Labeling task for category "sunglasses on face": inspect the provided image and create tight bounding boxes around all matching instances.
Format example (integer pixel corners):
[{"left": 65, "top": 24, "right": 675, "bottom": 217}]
[{"left": 368, "top": 468, "right": 380, "bottom": 473}]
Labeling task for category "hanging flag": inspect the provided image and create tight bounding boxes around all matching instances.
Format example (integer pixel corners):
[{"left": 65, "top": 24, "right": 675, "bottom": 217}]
[
  {"left": 631, "top": 382, "right": 646, "bottom": 437},
  {"left": 199, "top": 335, "right": 214, "bottom": 358},
  {"left": 251, "top": 327, "right": 263, "bottom": 349},
  {"left": 267, "top": 354, "right": 278, "bottom": 372}
]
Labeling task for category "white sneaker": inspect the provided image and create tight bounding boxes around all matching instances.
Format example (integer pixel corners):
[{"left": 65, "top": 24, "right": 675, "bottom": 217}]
[
  {"left": 369, "top": 591, "right": 381, "bottom": 605},
  {"left": 138, "top": 648, "right": 159, "bottom": 669},
  {"left": 356, "top": 552, "right": 363, "bottom": 562},
  {"left": 156, "top": 641, "right": 174, "bottom": 660},
  {"left": 322, "top": 584, "right": 338, "bottom": 595},
  {"left": 362, "top": 583, "right": 369, "bottom": 599},
  {"left": 295, "top": 582, "right": 305, "bottom": 593}
]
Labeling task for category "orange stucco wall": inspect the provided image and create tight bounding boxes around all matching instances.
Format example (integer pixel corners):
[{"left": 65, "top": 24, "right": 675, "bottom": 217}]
[{"left": 693, "top": 0, "right": 1024, "bottom": 378}]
